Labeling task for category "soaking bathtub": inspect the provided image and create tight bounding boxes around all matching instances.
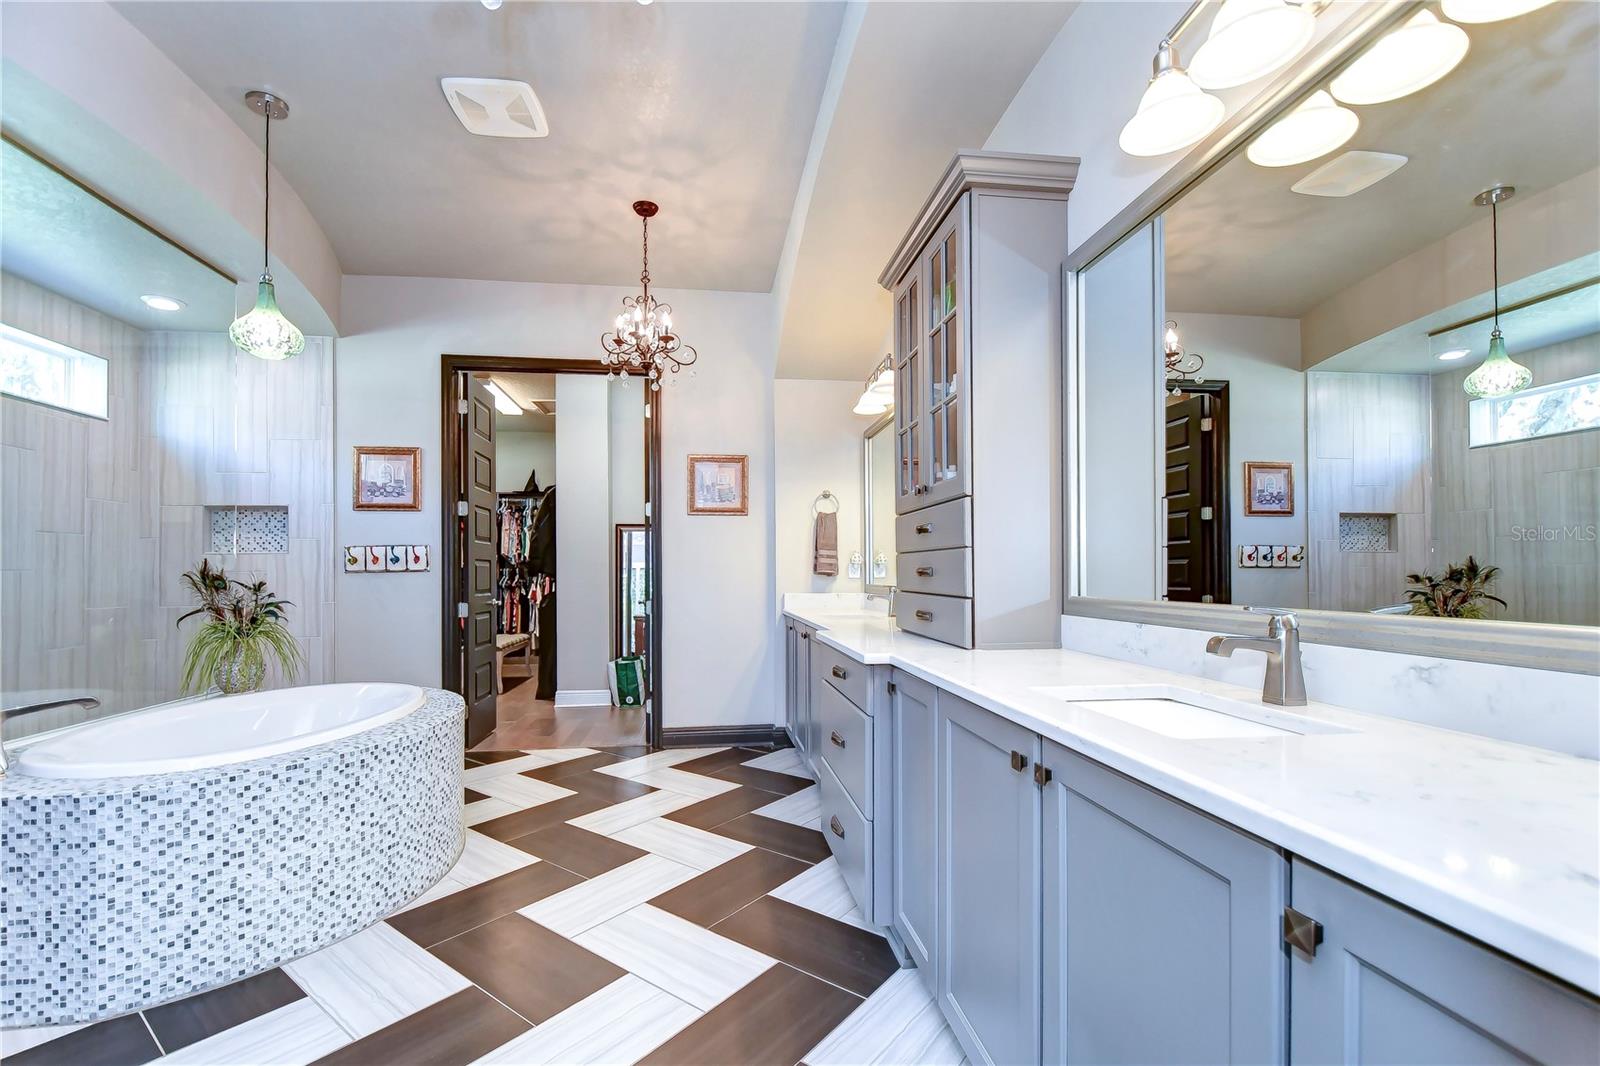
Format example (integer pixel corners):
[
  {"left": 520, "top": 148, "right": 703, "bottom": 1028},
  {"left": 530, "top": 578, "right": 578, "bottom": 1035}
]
[{"left": 1, "top": 684, "right": 466, "bottom": 1028}]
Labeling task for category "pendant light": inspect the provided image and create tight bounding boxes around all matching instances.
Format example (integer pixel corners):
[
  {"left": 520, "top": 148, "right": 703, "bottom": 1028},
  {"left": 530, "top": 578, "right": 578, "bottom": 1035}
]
[
  {"left": 1119, "top": 40, "right": 1226, "bottom": 158},
  {"left": 1189, "top": 0, "right": 1317, "bottom": 90},
  {"left": 1463, "top": 185, "right": 1533, "bottom": 399},
  {"left": 1441, "top": 0, "right": 1555, "bottom": 24},
  {"left": 1329, "top": 10, "right": 1469, "bottom": 106},
  {"left": 229, "top": 91, "right": 305, "bottom": 361},
  {"left": 1246, "top": 90, "right": 1359, "bottom": 167}
]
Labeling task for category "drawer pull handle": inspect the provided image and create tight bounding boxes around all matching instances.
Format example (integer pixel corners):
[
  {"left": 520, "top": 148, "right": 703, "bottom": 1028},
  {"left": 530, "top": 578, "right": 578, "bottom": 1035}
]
[
  {"left": 914, "top": 523, "right": 933, "bottom": 534},
  {"left": 831, "top": 666, "right": 848, "bottom": 680},
  {"left": 1010, "top": 750, "right": 1030, "bottom": 773},
  {"left": 915, "top": 566, "right": 934, "bottom": 577},
  {"left": 915, "top": 609, "right": 934, "bottom": 621},
  {"left": 830, "top": 730, "right": 846, "bottom": 748},
  {"left": 829, "top": 815, "right": 845, "bottom": 838}
]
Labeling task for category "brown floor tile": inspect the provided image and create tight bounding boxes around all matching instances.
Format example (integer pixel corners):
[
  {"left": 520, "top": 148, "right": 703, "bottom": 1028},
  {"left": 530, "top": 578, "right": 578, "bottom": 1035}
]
[
  {"left": 143, "top": 968, "right": 304, "bottom": 1052},
  {"left": 519, "top": 752, "right": 622, "bottom": 782},
  {"left": 552, "top": 770, "right": 659, "bottom": 805},
  {"left": 389, "top": 862, "right": 583, "bottom": 948},
  {"left": 648, "top": 847, "right": 809, "bottom": 927},
  {"left": 709, "top": 813, "right": 831, "bottom": 864},
  {"left": 713, "top": 896, "right": 899, "bottom": 997},
  {"left": 464, "top": 756, "right": 484, "bottom": 769},
  {"left": 636, "top": 964, "right": 860, "bottom": 1066},
  {"left": 597, "top": 743, "right": 650, "bottom": 758},
  {"left": 471, "top": 793, "right": 612, "bottom": 842},
  {"left": 671, "top": 747, "right": 767, "bottom": 777},
  {"left": 312, "top": 987, "right": 529, "bottom": 1066},
  {"left": 664, "top": 785, "right": 784, "bottom": 831},
  {"left": 463, "top": 787, "right": 489, "bottom": 804},
  {"left": 469, "top": 750, "right": 535, "bottom": 763},
  {"left": 506, "top": 822, "right": 649, "bottom": 877},
  {"left": 6, "top": 1013, "right": 161, "bottom": 1066},
  {"left": 428, "top": 914, "right": 626, "bottom": 1025},
  {"left": 710, "top": 762, "right": 814, "bottom": 796}
]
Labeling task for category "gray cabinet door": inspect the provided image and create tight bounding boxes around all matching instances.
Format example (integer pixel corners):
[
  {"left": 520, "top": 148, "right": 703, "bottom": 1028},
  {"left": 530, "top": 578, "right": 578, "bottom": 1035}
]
[
  {"left": 939, "top": 692, "right": 1041, "bottom": 1066},
  {"left": 794, "top": 627, "right": 812, "bottom": 762},
  {"left": 784, "top": 622, "right": 799, "bottom": 750},
  {"left": 1289, "top": 861, "right": 1600, "bottom": 1064},
  {"left": 889, "top": 669, "right": 938, "bottom": 970},
  {"left": 892, "top": 264, "right": 925, "bottom": 514},
  {"left": 1043, "top": 743, "right": 1286, "bottom": 1065},
  {"left": 919, "top": 195, "right": 971, "bottom": 509}
]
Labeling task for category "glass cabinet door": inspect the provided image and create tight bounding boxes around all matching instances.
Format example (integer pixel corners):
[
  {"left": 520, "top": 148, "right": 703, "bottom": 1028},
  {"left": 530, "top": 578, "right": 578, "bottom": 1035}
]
[
  {"left": 923, "top": 203, "right": 968, "bottom": 505},
  {"left": 894, "top": 270, "right": 923, "bottom": 512}
]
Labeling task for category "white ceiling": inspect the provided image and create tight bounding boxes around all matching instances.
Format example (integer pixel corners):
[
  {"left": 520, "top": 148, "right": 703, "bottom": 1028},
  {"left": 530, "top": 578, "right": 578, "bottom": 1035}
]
[
  {"left": 1164, "top": 1, "right": 1600, "bottom": 321},
  {"left": 114, "top": 1, "right": 847, "bottom": 293}
]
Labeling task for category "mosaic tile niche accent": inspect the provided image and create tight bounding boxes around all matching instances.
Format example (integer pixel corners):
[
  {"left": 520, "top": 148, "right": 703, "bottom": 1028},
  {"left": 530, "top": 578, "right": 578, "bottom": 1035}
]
[
  {"left": 207, "top": 505, "right": 291, "bottom": 554},
  {"left": 1339, "top": 513, "right": 1394, "bottom": 552},
  {"left": 0, "top": 688, "right": 465, "bottom": 1028}
]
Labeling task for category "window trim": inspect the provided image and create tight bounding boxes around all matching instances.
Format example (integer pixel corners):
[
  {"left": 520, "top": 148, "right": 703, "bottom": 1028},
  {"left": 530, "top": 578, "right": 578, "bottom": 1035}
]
[{"left": 0, "top": 321, "right": 110, "bottom": 421}]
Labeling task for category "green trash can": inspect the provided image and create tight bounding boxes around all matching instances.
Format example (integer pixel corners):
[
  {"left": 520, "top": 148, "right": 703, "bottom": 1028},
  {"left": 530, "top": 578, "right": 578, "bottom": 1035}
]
[{"left": 608, "top": 656, "right": 646, "bottom": 707}]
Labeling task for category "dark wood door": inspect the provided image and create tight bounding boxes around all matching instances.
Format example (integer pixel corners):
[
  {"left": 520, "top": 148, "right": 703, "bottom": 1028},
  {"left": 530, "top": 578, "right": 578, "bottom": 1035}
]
[
  {"left": 1164, "top": 389, "right": 1229, "bottom": 603},
  {"left": 463, "top": 375, "right": 498, "bottom": 745}
]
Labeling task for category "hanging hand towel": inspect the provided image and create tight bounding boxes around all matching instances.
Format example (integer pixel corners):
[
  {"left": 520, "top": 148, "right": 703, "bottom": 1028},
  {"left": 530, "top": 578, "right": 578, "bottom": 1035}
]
[{"left": 813, "top": 510, "right": 839, "bottom": 576}]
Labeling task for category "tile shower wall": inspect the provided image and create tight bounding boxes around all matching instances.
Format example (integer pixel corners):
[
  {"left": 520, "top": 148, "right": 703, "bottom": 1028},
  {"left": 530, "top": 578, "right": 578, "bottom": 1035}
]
[{"left": 0, "top": 275, "right": 336, "bottom": 736}]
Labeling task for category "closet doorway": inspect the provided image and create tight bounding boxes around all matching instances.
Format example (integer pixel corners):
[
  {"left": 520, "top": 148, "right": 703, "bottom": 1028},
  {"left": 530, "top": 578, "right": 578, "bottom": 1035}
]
[{"left": 440, "top": 356, "right": 661, "bottom": 751}]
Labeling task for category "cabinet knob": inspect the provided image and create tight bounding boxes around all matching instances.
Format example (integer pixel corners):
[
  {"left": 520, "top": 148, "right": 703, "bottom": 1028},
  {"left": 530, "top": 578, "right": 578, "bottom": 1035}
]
[
  {"left": 1283, "top": 907, "right": 1323, "bottom": 958},
  {"left": 830, "top": 730, "right": 845, "bottom": 748},
  {"left": 914, "top": 609, "right": 933, "bottom": 622},
  {"left": 829, "top": 815, "right": 845, "bottom": 839},
  {"left": 915, "top": 523, "right": 932, "bottom": 534},
  {"left": 801, "top": 632, "right": 810, "bottom": 640},
  {"left": 915, "top": 566, "right": 934, "bottom": 577},
  {"left": 1010, "top": 750, "right": 1029, "bottom": 772},
  {"left": 831, "top": 666, "right": 848, "bottom": 680}
]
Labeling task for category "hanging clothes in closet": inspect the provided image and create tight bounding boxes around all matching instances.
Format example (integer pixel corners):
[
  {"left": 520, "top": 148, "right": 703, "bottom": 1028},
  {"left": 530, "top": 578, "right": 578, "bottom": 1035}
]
[{"left": 495, "top": 494, "right": 541, "bottom": 636}]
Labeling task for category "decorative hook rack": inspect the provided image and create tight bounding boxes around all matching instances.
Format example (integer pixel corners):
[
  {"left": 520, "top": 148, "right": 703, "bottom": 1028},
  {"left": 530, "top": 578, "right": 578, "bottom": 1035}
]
[{"left": 812, "top": 490, "right": 839, "bottom": 515}]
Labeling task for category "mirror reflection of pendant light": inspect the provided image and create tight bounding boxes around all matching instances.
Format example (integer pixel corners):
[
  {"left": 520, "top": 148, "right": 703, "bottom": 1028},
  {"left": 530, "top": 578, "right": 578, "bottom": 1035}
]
[
  {"left": 1441, "top": 0, "right": 1555, "bottom": 23},
  {"left": 1119, "top": 40, "right": 1226, "bottom": 157},
  {"left": 1329, "top": 10, "right": 1469, "bottom": 106},
  {"left": 229, "top": 91, "right": 305, "bottom": 361},
  {"left": 1189, "top": 0, "right": 1317, "bottom": 90},
  {"left": 1246, "top": 90, "right": 1359, "bottom": 167},
  {"left": 1463, "top": 186, "right": 1533, "bottom": 399}
]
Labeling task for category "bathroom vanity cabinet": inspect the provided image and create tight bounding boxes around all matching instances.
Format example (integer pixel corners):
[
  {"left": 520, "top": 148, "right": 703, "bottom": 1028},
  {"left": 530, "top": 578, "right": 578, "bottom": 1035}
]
[{"left": 782, "top": 619, "right": 813, "bottom": 761}]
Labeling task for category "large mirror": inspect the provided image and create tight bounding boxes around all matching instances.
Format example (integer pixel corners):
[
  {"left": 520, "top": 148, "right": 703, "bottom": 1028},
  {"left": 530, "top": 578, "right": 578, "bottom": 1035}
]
[
  {"left": 864, "top": 413, "right": 897, "bottom": 593},
  {"left": 1078, "top": 0, "right": 1599, "bottom": 635}
]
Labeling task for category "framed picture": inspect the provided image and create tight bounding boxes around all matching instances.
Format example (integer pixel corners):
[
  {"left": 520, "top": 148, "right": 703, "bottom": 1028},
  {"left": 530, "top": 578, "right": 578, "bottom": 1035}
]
[
  {"left": 1244, "top": 461, "right": 1294, "bottom": 516},
  {"left": 687, "top": 454, "right": 748, "bottom": 515},
  {"left": 353, "top": 447, "right": 422, "bottom": 511}
]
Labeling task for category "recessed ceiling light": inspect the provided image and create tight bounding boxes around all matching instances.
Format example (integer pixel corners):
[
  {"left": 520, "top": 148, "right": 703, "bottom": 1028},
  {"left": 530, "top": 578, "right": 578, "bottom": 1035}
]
[
  {"left": 637, "top": 0, "right": 655, "bottom": 6},
  {"left": 141, "top": 294, "right": 185, "bottom": 312},
  {"left": 440, "top": 78, "right": 549, "bottom": 139},
  {"left": 1437, "top": 347, "right": 1472, "bottom": 361},
  {"left": 1329, "top": 10, "right": 1469, "bottom": 106},
  {"left": 1290, "top": 150, "right": 1409, "bottom": 197},
  {"left": 1247, "top": 90, "right": 1359, "bottom": 168},
  {"left": 480, "top": 0, "right": 502, "bottom": 9}
]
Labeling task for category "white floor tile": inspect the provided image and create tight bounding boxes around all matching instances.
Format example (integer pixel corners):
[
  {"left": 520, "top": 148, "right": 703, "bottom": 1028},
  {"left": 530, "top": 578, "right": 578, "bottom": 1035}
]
[
  {"left": 769, "top": 857, "right": 871, "bottom": 931},
  {"left": 803, "top": 968, "right": 965, "bottom": 1066},
  {"left": 574, "top": 905, "right": 774, "bottom": 1011},
  {"left": 464, "top": 797, "right": 520, "bottom": 826},
  {"left": 520, "top": 854, "right": 698, "bottom": 938},
  {"left": 463, "top": 754, "right": 560, "bottom": 784},
  {"left": 448, "top": 830, "right": 540, "bottom": 887},
  {"left": 1, "top": 1021, "right": 87, "bottom": 1056},
  {"left": 472, "top": 975, "right": 700, "bottom": 1066},
  {"left": 565, "top": 790, "right": 702, "bottom": 836},
  {"left": 742, "top": 747, "right": 813, "bottom": 780},
  {"left": 629, "top": 767, "right": 742, "bottom": 798},
  {"left": 753, "top": 784, "right": 821, "bottom": 828},
  {"left": 596, "top": 747, "right": 724, "bottom": 780},
  {"left": 609, "top": 816, "right": 753, "bottom": 871},
  {"left": 155, "top": 999, "right": 350, "bottom": 1065},
  {"left": 395, "top": 873, "right": 473, "bottom": 914},
  {"left": 283, "top": 922, "right": 471, "bottom": 1038},
  {"left": 472, "top": 775, "right": 576, "bottom": 809}
]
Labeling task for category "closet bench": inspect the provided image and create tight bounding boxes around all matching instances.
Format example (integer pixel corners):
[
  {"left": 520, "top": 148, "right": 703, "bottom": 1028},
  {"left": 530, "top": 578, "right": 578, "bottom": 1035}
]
[{"left": 494, "top": 633, "right": 531, "bottom": 693}]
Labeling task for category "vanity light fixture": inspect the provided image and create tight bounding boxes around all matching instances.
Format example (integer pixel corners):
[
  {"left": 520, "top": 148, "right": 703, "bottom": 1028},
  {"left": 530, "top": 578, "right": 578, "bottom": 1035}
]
[
  {"left": 601, "top": 201, "right": 697, "bottom": 392},
  {"left": 228, "top": 91, "right": 305, "bottom": 362},
  {"left": 484, "top": 380, "right": 522, "bottom": 416},
  {"left": 1463, "top": 185, "right": 1533, "bottom": 399},
  {"left": 1329, "top": 10, "right": 1469, "bottom": 106},
  {"left": 1440, "top": 0, "right": 1554, "bottom": 23},
  {"left": 140, "top": 294, "right": 185, "bottom": 313},
  {"left": 1246, "top": 90, "right": 1358, "bottom": 167},
  {"left": 1188, "top": 0, "right": 1318, "bottom": 91},
  {"left": 1437, "top": 347, "right": 1472, "bottom": 362},
  {"left": 1119, "top": 39, "right": 1227, "bottom": 157},
  {"left": 853, "top": 355, "right": 894, "bottom": 415}
]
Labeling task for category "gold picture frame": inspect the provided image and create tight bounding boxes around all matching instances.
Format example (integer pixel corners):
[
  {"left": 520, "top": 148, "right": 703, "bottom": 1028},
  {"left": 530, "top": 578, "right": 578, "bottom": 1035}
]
[
  {"left": 1244, "top": 461, "right": 1294, "bottom": 516},
  {"left": 353, "top": 446, "right": 422, "bottom": 511},
  {"left": 686, "top": 454, "right": 748, "bottom": 515}
]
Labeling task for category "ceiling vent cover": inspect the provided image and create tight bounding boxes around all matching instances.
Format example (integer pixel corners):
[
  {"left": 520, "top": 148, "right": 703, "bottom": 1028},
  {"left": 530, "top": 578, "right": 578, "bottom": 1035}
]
[
  {"left": 1291, "top": 151, "right": 1408, "bottom": 198},
  {"left": 440, "top": 77, "right": 548, "bottom": 138}
]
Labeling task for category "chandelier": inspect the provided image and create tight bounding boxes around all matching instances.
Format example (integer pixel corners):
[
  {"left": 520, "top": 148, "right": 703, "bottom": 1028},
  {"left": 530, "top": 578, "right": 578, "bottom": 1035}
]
[
  {"left": 1163, "top": 320, "right": 1205, "bottom": 395},
  {"left": 602, "top": 201, "right": 697, "bottom": 391}
]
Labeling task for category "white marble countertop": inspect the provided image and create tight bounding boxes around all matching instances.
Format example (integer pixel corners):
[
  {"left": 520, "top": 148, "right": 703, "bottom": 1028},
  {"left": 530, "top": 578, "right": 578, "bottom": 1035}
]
[{"left": 783, "top": 600, "right": 1600, "bottom": 996}]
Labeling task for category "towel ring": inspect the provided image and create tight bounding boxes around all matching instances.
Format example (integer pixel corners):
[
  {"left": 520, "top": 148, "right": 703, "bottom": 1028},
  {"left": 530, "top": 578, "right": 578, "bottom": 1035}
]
[{"left": 813, "top": 490, "right": 839, "bottom": 515}]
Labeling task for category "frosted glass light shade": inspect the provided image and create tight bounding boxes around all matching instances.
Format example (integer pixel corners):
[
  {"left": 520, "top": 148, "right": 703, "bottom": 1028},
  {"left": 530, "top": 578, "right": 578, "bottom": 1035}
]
[
  {"left": 853, "top": 390, "right": 889, "bottom": 415},
  {"left": 1189, "top": 0, "right": 1316, "bottom": 90},
  {"left": 1462, "top": 331, "right": 1533, "bottom": 398},
  {"left": 1440, "top": 0, "right": 1555, "bottom": 23},
  {"left": 229, "top": 277, "right": 305, "bottom": 361},
  {"left": 1330, "top": 10, "right": 1469, "bottom": 105},
  {"left": 1119, "top": 69, "right": 1226, "bottom": 157},
  {"left": 1247, "top": 91, "right": 1359, "bottom": 167}
]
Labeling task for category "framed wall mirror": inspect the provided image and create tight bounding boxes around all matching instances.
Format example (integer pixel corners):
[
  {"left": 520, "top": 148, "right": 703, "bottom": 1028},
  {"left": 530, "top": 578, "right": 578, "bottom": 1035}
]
[
  {"left": 863, "top": 412, "right": 897, "bottom": 594},
  {"left": 1067, "top": 0, "right": 1599, "bottom": 672}
]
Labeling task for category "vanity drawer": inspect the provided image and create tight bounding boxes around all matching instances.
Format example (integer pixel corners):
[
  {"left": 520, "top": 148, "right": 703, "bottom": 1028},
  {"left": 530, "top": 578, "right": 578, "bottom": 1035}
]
[
  {"left": 897, "top": 547, "right": 973, "bottom": 598},
  {"left": 897, "top": 591, "right": 974, "bottom": 648},
  {"left": 896, "top": 496, "right": 971, "bottom": 553},
  {"left": 811, "top": 640, "right": 871, "bottom": 714},
  {"left": 816, "top": 756, "right": 872, "bottom": 914},
  {"left": 815, "top": 679, "right": 873, "bottom": 816}
]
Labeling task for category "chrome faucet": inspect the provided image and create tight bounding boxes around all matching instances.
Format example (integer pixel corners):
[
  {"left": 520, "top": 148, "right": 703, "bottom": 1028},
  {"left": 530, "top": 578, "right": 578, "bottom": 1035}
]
[
  {"left": 1206, "top": 607, "right": 1307, "bottom": 707},
  {"left": 0, "top": 696, "right": 101, "bottom": 775}
]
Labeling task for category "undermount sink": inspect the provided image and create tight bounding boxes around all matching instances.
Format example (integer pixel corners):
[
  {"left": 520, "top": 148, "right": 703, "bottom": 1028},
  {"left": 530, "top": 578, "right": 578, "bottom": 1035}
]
[{"left": 1031, "top": 684, "right": 1355, "bottom": 740}]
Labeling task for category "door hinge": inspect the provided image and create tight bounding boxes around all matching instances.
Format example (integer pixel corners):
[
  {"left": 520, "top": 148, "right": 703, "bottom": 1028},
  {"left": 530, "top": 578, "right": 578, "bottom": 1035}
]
[
  {"left": 1201, "top": 594, "right": 1215, "bottom": 603},
  {"left": 1200, "top": 506, "right": 1214, "bottom": 520},
  {"left": 1033, "top": 763, "right": 1053, "bottom": 786},
  {"left": 457, "top": 500, "right": 469, "bottom": 517},
  {"left": 1200, "top": 416, "right": 1213, "bottom": 432},
  {"left": 458, "top": 398, "right": 470, "bottom": 414},
  {"left": 457, "top": 602, "right": 469, "bottom": 620},
  {"left": 1283, "top": 906, "right": 1323, "bottom": 958}
]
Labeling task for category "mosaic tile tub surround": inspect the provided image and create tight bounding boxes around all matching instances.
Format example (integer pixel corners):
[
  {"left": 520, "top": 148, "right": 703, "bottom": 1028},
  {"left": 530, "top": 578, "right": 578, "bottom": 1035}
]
[{"left": 0, "top": 688, "right": 466, "bottom": 1028}]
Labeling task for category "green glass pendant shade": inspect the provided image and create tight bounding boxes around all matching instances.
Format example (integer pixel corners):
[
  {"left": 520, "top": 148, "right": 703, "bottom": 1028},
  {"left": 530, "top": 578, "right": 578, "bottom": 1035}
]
[
  {"left": 1462, "top": 330, "right": 1532, "bottom": 399},
  {"left": 229, "top": 275, "right": 305, "bottom": 361}
]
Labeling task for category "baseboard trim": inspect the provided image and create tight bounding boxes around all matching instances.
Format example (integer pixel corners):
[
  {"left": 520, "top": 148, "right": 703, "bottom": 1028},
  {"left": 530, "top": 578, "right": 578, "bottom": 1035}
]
[
  {"left": 661, "top": 725, "right": 792, "bottom": 749},
  {"left": 554, "top": 689, "right": 613, "bottom": 708}
]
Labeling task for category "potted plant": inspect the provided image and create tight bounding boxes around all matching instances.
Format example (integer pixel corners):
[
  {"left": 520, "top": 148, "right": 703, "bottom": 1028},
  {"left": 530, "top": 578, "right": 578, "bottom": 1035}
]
[
  {"left": 1404, "top": 556, "right": 1507, "bottom": 619},
  {"left": 177, "top": 560, "right": 303, "bottom": 694}
]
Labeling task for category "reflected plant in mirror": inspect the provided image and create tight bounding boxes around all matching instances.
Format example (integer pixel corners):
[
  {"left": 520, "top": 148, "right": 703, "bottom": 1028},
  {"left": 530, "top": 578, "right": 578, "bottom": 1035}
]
[
  {"left": 177, "top": 561, "right": 303, "bottom": 694},
  {"left": 1404, "top": 557, "right": 1507, "bottom": 620}
]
